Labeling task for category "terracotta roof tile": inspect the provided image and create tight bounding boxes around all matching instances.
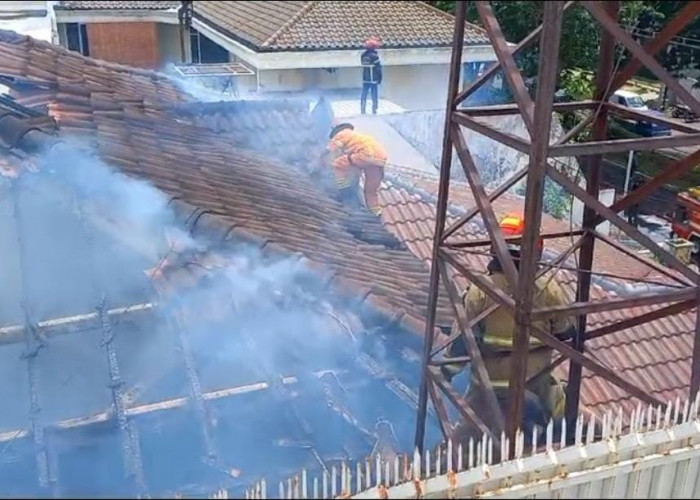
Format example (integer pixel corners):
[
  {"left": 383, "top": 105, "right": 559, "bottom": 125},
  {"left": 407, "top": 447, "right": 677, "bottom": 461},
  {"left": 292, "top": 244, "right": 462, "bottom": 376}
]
[{"left": 194, "top": 1, "right": 489, "bottom": 52}]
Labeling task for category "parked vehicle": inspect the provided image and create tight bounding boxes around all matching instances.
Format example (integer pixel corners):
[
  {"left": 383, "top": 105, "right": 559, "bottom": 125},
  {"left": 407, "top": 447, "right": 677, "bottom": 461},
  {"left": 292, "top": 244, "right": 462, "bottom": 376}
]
[{"left": 610, "top": 89, "right": 671, "bottom": 137}]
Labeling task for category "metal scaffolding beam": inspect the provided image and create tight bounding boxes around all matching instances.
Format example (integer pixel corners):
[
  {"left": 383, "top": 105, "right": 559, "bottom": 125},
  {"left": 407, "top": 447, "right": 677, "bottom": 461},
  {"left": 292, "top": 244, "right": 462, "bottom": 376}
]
[{"left": 414, "top": 0, "right": 700, "bottom": 453}]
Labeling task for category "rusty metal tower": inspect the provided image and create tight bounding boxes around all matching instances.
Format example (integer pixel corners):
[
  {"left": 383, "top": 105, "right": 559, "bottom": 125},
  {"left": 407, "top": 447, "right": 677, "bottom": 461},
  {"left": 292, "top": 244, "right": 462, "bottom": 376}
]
[{"left": 415, "top": 0, "right": 700, "bottom": 453}]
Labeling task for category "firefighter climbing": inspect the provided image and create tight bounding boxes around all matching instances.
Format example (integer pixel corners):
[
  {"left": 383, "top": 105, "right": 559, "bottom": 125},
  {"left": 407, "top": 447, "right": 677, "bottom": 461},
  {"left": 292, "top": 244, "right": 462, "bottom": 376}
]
[
  {"left": 443, "top": 215, "right": 576, "bottom": 434},
  {"left": 323, "top": 122, "right": 387, "bottom": 216}
]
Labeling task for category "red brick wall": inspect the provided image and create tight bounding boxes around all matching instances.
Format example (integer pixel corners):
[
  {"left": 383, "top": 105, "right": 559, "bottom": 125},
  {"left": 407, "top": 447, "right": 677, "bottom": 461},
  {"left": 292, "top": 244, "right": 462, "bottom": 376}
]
[{"left": 86, "top": 22, "right": 161, "bottom": 69}]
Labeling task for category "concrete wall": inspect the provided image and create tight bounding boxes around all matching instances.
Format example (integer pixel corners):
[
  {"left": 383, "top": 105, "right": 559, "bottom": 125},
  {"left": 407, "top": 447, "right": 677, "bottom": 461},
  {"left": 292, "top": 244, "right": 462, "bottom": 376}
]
[
  {"left": 86, "top": 22, "right": 160, "bottom": 68},
  {"left": 157, "top": 22, "right": 183, "bottom": 68}
]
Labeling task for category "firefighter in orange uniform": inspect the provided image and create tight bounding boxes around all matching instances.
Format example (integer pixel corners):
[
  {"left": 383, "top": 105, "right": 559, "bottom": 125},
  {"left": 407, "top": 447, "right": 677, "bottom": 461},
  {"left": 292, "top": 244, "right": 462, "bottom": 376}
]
[
  {"left": 325, "top": 122, "right": 387, "bottom": 216},
  {"left": 444, "top": 215, "right": 576, "bottom": 432}
]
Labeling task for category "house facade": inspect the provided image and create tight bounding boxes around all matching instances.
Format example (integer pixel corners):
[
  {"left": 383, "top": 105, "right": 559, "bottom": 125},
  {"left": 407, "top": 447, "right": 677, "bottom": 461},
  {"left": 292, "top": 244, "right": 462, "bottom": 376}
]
[{"left": 48, "top": 1, "right": 498, "bottom": 111}]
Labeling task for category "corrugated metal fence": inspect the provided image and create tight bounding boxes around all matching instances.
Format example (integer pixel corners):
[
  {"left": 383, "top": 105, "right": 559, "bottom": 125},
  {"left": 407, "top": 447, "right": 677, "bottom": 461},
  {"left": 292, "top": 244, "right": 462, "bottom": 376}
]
[{"left": 211, "top": 395, "right": 700, "bottom": 499}]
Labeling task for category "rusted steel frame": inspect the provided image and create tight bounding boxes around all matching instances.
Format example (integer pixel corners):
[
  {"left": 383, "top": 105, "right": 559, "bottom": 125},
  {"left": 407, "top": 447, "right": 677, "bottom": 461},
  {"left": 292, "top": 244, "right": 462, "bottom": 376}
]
[
  {"left": 606, "top": 102, "right": 700, "bottom": 134},
  {"left": 475, "top": 1, "right": 535, "bottom": 135},
  {"left": 562, "top": 0, "right": 700, "bottom": 143},
  {"left": 584, "top": 1, "right": 700, "bottom": 118},
  {"left": 526, "top": 355, "right": 566, "bottom": 385},
  {"left": 452, "top": 111, "right": 531, "bottom": 154},
  {"left": 556, "top": 113, "right": 595, "bottom": 145},
  {"left": 507, "top": 0, "right": 564, "bottom": 447},
  {"left": 462, "top": 101, "right": 597, "bottom": 117},
  {"left": 10, "top": 178, "right": 55, "bottom": 495},
  {"left": 451, "top": 124, "right": 520, "bottom": 289},
  {"left": 427, "top": 378, "right": 453, "bottom": 441},
  {"left": 608, "top": 1, "right": 700, "bottom": 95},
  {"left": 454, "top": 1, "right": 575, "bottom": 107},
  {"left": 437, "top": 259, "right": 505, "bottom": 433},
  {"left": 441, "top": 166, "right": 528, "bottom": 242},
  {"left": 444, "top": 230, "right": 584, "bottom": 249},
  {"left": 586, "top": 300, "right": 696, "bottom": 341},
  {"left": 431, "top": 235, "right": 583, "bottom": 358},
  {"left": 430, "top": 355, "right": 472, "bottom": 366},
  {"left": 567, "top": 0, "right": 618, "bottom": 435},
  {"left": 533, "top": 286, "right": 697, "bottom": 321},
  {"left": 594, "top": 231, "right": 693, "bottom": 287},
  {"left": 549, "top": 131, "right": 700, "bottom": 157},
  {"left": 527, "top": 321, "right": 662, "bottom": 407},
  {"left": 546, "top": 165, "right": 699, "bottom": 283},
  {"left": 429, "top": 367, "right": 498, "bottom": 443},
  {"left": 415, "top": 0, "right": 468, "bottom": 454},
  {"left": 597, "top": 149, "right": 700, "bottom": 236},
  {"left": 440, "top": 250, "right": 517, "bottom": 313},
  {"left": 692, "top": 287, "right": 700, "bottom": 398}
]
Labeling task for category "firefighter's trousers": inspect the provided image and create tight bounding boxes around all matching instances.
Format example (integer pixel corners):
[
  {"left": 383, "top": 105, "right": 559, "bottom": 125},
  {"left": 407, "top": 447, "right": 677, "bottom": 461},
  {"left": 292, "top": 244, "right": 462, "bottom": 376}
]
[{"left": 334, "top": 161, "right": 384, "bottom": 215}]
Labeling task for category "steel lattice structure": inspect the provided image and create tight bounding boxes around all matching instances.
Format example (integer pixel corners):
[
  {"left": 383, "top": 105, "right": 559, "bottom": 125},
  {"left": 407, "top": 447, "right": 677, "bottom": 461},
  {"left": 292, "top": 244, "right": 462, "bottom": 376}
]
[{"left": 415, "top": 0, "right": 700, "bottom": 454}]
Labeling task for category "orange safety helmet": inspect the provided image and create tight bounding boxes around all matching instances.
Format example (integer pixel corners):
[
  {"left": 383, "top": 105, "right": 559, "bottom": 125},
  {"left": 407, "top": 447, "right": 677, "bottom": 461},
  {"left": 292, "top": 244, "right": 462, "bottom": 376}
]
[{"left": 498, "top": 214, "right": 544, "bottom": 255}]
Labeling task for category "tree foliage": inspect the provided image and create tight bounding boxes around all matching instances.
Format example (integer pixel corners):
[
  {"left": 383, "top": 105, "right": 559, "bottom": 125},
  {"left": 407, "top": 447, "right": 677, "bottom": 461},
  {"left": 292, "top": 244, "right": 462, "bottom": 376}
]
[{"left": 425, "top": 1, "right": 695, "bottom": 83}]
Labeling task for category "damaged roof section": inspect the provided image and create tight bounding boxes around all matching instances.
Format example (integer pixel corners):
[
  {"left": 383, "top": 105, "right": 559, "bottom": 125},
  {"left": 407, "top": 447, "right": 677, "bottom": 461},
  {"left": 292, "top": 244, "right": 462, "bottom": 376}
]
[{"left": 0, "top": 91, "right": 442, "bottom": 498}]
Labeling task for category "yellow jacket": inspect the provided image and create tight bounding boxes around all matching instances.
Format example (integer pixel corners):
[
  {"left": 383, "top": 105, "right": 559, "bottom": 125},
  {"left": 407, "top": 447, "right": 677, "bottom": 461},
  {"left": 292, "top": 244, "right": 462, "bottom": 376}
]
[
  {"left": 463, "top": 272, "right": 575, "bottom": 350},
  {"left": 327, "top": 129, "right": 388, "bottom": 170}
]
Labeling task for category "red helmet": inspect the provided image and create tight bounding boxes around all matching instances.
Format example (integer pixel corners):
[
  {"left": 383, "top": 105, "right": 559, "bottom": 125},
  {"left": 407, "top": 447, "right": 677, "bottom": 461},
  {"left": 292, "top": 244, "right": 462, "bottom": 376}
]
[{"left": 365, "top": 36, "right": 382, "bottom": 49}]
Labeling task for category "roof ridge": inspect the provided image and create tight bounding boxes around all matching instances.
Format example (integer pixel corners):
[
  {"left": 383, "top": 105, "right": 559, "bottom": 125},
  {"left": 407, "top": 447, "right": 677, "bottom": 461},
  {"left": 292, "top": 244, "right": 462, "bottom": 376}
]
[
  {"left": 262, "top": 1, "right": 317, "bottom": 48},
  {"left": 415, "top": 0, "right": 489, "bottom": 38}
]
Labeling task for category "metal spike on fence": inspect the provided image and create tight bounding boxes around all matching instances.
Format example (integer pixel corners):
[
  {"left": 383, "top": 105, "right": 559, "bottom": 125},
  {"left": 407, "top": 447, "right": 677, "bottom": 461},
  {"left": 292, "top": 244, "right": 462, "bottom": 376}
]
[
  {"left": 394, "top": 455, "right": 400, "bottom": 485},
  {"left": 532, "top": 425, "right": 539, "bottom": 454},
  {"left": 348, "top": 462, "right": 353, "bottom": 495},
  {"left": 665, "top": 401, "right": 673, "bottom": 428},
  {"left": 575, "top": 414, "right": 583, "bottom": 445},
  {"left": 279, "top": 482, "right": 284, "bottom": 500},
  {"left": 424, "top": 449, "right": 430, "bottom": 479},
  {"left": 385, "top": 459, "right": 390, "bottom": 488},
  {"left": 458, "top": 443, "right": 464, "bottom": 472},
  {"left": 504, "top": 436, "right": 510, "bottom": 461},
  {"left": 322, "top": 471, "right": 328, "bottom": 500},
  {"left": 288, "top": 478, "right": 293, "bottom": 500},
  {"left": 366, "top": 459, "right": 371, "bottom": 488},
  {"left": 341, "top": 464, "right": 347, "bottom": 496},
  {"left": 436, "top": 444, "right": 442, "bottom": 476},
  {"left": 376, "top": 454, "right": 382, "bottom": 486},
  {"left": 586, "top": 414, "right": 595, "bottom": 445},
  {"left": 302, "top": 470, "right": 307, "bottom": 499},
  {"left": 655, "top": 405, "right": 662, "bottom": 430},
  {"left": 500, "top": 432, "right": 507, "bottom": 462},
  {"left": 245, "top": 489, "right": 249, "bottom": 500},
  {"left": 646, "top": 404, "right": 654, "bottom": 432},
  {"left": 356, "top": 462, "right": 362, "bottom": 493},
  {"left": 560, "top": 418, "right": 567, "bottom": 449},
  {"left": 447, "top": 439, "right": 453, "bottom": 472},
  {"left": 693, "top": 392, "right": 700, "bottom": 419},
  {"left": 638, "top": 403, "right": 645, "bottom": 431},
  {"left": 683, "top": 398, "right": 690, "bottom": 423},
  {"left": 313, "top": 477, "right": 318, "bottom": 500},
  {"left": 636, "top": 403, "right": 643, "bottom": 431},
  {"left": 413, "top": 448, "right": 421, "bottom": 480},
  {"left": 616, "top": 408, "right": 623, "bottom": 437},
  {"left": 487, "top": 436, "right": 493, "bottom": 465},
  {"left": 674, "top": 398, "right": 681, "bottom": 424},
  {"left": 630, "top": 407, "right": 637, "bottom": 433},
  {"left": 261, "top": 479, "right": 266, "bottom": 500},
  {"left": 546, "top": 419, "right": 554, "bottom": 451},
  {"left": 331, "top": 467, "right": 337, "bottom": 498},
  {"left": 468, "top": 438, "right": 474, "bottom": 469}
]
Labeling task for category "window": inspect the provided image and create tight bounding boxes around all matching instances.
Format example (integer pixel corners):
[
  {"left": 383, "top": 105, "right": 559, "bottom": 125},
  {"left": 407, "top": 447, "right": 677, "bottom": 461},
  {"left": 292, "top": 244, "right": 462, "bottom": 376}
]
[
  {"left": 65, "top": 23, "right": 89, "bottom": 56},
  {"left": 189, "top": 28, "right": 228, "bottom": 64}
]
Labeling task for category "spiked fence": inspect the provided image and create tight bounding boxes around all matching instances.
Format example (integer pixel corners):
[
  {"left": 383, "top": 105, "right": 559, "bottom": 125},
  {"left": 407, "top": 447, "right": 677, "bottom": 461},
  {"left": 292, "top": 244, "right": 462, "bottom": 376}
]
[{"left": 220, "top": 395, "right": 700, "bottom": 499}]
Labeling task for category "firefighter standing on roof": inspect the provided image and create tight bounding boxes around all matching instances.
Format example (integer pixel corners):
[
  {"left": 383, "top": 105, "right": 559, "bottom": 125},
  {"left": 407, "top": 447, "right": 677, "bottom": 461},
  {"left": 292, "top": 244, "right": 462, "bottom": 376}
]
[
  {"left": 360, "top": 37, "right": 383, "bottom": 115},
  {"left": 325, "top": 122, "right": 387, "bottom": 216},
  {"left": 444, "top": 215, "right": 577, "bottom": 432}
]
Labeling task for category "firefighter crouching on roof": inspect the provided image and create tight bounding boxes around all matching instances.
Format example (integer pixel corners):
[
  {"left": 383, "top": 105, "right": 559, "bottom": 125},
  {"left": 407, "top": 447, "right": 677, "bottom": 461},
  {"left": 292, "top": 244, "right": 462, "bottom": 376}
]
[
  {"left": 324, "top": 122, "right": 387, "bottom": 216},
  {"left": 443, "top": 215, "right": 577, "bottom": 433}
]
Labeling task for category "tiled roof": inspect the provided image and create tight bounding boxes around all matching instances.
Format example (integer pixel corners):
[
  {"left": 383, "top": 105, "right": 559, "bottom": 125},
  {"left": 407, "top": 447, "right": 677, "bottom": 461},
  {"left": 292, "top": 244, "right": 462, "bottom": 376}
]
[
  {"left": 0, "top": 29, "right": 694, "bottom": 420},
  {"left": 194, "top": 1, "right": 490, "bottom": 52},
  {"left": 56, "top": 1, "right": 179, "bottom": 10}
]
